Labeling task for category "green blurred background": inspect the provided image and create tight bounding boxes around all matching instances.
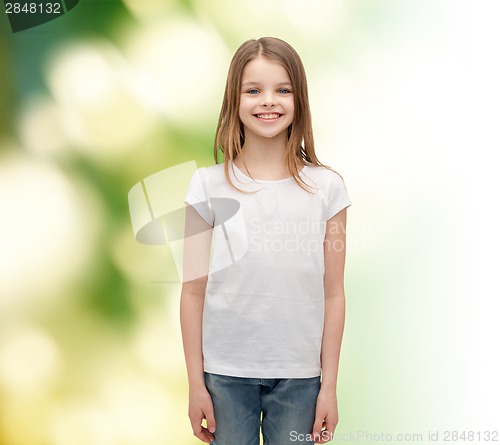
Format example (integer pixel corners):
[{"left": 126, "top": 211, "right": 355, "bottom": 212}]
[{"left": 1, "top": 1, "right": 499, "bottom": 444}]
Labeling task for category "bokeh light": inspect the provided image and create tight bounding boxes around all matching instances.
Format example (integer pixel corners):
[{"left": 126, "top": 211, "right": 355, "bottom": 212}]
[
  {"left": 17, "top": 94, "right": 68, "bottom": 156},
  {"left": 0, "top": 151, "right": 101, "bottom": 310},
  {"left": 0, "top": 323, "right": 63, "bottom": 396},
  {"left": 123, "top": 16, "right": 229, "bottom": 127},
  {"left": 43, "top": 39, "right": 160, "bottom": 158},
  {"left": 282, "top": 0, "right": 347, "bottom": 41}
]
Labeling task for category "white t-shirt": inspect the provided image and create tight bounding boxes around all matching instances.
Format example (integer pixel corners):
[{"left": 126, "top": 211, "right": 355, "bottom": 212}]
[{"left": 184, "top": 161, "right": 352, "bottom": 378}]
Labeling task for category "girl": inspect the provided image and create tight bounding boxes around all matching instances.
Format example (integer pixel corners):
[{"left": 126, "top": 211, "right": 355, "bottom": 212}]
[{"left": 181, "top": 37, "right": 352, "bottom": 445}]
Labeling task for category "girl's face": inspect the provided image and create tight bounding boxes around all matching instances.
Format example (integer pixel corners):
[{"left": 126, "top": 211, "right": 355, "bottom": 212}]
[{"left": 238, "top": 56, "right": 294, "bottom": 143}]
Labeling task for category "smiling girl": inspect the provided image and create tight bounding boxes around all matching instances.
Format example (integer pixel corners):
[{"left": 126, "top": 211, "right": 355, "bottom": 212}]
[{"left": 181, "top": 37, "right": 352, "bottom": 445}]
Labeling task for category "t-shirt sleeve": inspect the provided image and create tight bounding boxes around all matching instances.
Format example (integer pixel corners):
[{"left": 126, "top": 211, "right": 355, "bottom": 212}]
[
  {"left": 327, "top": 170, "right": 352, "bottom": 220},
  {"left": 184, "top": 168, "right": 214, "bottom": 227}
]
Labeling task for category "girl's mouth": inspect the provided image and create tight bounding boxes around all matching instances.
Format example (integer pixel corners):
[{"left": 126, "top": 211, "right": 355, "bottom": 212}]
[{"left": 253, "top": 113, "right": 283, "bottom": 120}]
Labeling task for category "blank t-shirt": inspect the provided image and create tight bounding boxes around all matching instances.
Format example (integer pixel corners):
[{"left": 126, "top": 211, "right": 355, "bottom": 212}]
[{"left": 184, "top": 161, "right": 352, "bottom": 378}]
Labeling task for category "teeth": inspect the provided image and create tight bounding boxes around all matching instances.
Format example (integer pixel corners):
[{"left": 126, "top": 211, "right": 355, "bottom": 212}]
[{"left": 256, "top": 114, "right": 280, "bottom": 119}]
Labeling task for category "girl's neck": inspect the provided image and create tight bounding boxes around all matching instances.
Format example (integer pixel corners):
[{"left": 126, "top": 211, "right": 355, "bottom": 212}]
[
  {"left": 237, "top": 132, "right": 288, "bottom": 169},
  {"left": 233, "top": 134, "right": 302, "bottom": 181}
]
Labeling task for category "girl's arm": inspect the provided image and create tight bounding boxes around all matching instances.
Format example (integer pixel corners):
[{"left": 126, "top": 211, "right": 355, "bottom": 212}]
[
  {"left": 313, "top": 207, "right": 348, "bottom": 444},
  {"left": 180, "top": 204, "right": 216, "bottom": 443}
]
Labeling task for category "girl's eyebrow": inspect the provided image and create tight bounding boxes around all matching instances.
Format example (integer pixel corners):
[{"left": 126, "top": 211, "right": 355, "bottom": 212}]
[{"left": 241, "top": 81, "right": 292, "bottom": 87}]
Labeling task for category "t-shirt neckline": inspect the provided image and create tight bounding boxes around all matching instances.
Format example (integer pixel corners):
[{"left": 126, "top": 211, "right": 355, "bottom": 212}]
[{"left": 230, "top": 161, "right": 306, "bottom": 184}]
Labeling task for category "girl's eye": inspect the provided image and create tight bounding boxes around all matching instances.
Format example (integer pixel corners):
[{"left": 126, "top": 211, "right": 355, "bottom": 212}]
[
  {"left": 248, "top": 89, "right": 259, "bottom": 94},
  {"left": 278, "top": 88, "right": 291, "bottom": 94}
]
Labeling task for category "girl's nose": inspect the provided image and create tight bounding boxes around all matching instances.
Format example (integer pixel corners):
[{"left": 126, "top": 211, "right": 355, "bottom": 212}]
[{"left": 261, "top": 92, "right": 276, "bottom": 107}]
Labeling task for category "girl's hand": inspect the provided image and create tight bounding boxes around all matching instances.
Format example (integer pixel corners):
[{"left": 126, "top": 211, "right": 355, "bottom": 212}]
[
  {"left": 312, "top": 386, "right": 338, "bottom": 444},
  {"left": 188, "top": 386, "right": 216, "bottom": 443}
]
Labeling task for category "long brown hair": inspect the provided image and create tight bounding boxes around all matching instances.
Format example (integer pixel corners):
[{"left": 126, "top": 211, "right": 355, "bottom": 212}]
[{"left": 214, "top": 36, "right": 342, "bottom": 194}]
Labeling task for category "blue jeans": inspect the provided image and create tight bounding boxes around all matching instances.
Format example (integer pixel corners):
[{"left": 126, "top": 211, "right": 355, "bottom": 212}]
[{"left": 204, "top": 372, "right": 321, "bottom": 445}]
